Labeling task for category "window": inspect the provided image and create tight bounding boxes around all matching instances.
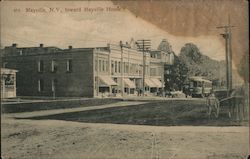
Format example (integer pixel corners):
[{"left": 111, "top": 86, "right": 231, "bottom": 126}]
[
  {"left": 95, "top": 60, "right": 98, "bottom": 71},
  {"left": 4, "top": 74, "right": 14, "bottom": 86},
  {"left": 115, "top": 61, "right": 117, "bottom": 73},
  {"left": 150, "top": 68, "right": 157, "bottom": 76},
  {"left": 111, "top": 61, "right": 114, "bottom": 74},
  {"left": 118, "top": 62, "right": 121, "bottom": 73},
  {"left": 38, "top": 79, "right": 44, "bottom": 92},
  {"left": 51, "top": 79, "right": 58, "bottom": 92},
  {"left": 102, "top": 60, "right": 105, "bottom": 72},
  {"left": 106, "top": 61, "right": 109, "bottom": 72},
  {"left": 66, "top": 60, "right": 72, "bottom": 72},
  {"left": 125, "top": 62, "right": 129, "bottom": 74},
  {"left": 51, "top": 60, "right": 57, "bottom": 72},
  {"left": 99, "top": 60, "right": 102, "bottom": 72},
  {"left": 130, "top": 64, "right": 135, "bottom": 74},
  {"left": 38, "top": 60, "right": 44, "bottom": 72}
]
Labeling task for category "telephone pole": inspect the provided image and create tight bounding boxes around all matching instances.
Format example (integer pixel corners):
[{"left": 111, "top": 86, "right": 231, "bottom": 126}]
[
  {"left": 136, "top": 39, "right": 151, "bottom": 96},
  {"left": 216, "top": 15, "right": 235, "bottom": 97},
  {"left": 120, "top": 41, "right": 125, "bottom": 97}
]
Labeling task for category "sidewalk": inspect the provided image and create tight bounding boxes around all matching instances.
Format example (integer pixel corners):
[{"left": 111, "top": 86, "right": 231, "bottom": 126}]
[
  {"left": 4, "top": 101, "right": 147, "bottom": 118},
  {"left": 2, "top": 97, "right": 96, "bottom": 105},
  {"left": 2, "top": 95, "right": 203, "bottom": 105}
]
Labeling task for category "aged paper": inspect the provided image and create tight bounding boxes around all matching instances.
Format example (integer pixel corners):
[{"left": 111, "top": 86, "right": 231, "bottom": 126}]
[{"left": 1, "top": 0, "right": 249, "bottom": 159}]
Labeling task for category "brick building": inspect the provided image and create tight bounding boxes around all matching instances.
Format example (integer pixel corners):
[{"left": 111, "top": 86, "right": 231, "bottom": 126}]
[{"left": 2, "top": 42, "right": 174, "bottom": 98}]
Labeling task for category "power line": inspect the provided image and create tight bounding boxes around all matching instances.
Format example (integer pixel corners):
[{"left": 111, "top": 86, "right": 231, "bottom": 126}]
[
  {"left": 216, "top": 15, "right": 235, "bottom": 96},
  {"left": 135, "top": 39, "right": 151, "bottom": 96}
]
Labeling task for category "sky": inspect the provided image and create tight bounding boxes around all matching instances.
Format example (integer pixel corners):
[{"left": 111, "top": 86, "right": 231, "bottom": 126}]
[{"left": 0, "top": 1, "right": 232, "bottom": 61}]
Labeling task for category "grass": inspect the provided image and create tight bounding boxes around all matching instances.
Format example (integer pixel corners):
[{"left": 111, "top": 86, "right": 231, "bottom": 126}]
[{"left": 19, "top": 100, "right": 247, "bottom": 126}]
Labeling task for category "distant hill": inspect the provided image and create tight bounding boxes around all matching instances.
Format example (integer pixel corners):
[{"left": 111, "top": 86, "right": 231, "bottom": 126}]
[{"left": 178, "top": 43, "right": 226, "bottom": 82}]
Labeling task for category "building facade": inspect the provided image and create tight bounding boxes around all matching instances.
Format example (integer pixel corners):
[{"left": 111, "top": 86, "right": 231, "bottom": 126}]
[{"left": 2, "top": 42, "right": 174, "bottom": 98}]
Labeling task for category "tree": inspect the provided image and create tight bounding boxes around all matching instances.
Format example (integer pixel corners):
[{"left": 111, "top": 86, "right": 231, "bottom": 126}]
[
  {"left": 165, "top": 55, "right": 188, "bottom": 91},
  {"left": 159, "top": 39, "right": 189, "bottom": 91},
  {"left": 237, "top": 53, "right": 249, "bottom": 83}
]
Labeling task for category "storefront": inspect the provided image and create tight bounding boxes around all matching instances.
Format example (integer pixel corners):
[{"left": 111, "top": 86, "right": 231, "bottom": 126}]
[{"left": 97, "top": 75, "right": 117, "bottom": 97}]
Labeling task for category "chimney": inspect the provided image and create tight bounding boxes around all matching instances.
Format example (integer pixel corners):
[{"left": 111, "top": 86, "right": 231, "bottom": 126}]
[
  {"left": 12, "top": 43, "right": 17, "bottom": 47},
  {"left": 68, "top": 46, "right": 73, "bottom": 49},
  {"left": 40, "top": 44, "right": 44, "bottom": 47}
]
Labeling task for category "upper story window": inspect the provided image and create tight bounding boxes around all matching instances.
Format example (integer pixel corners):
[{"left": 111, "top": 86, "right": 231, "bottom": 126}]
[
  {"left": 111, "top": 60, "right": 114, "bottom": 75},
  {"left": 51, "top": 60, "right": 57, "bottom": 73},
  {"left": 95, "top": 60, "right": 98, "bottom": 71},
  {"left": 99, "top": 60, "right": 102, "bottom": 72},
  {"left": 115, "top": 61, "right": 117, "bottom": 73},
  {"left": 118, "top": 62, "right": 121, "bottom": 73},
  {"left": 102, "top": 60, "right": 105, "bottom": 72},
  {"left": 150, "top": 68, "right": 157, "bottom": 76},
  {"left": 66, "top": 59, "right": 72, "bottom": 72},
  {"left": 124, "top": 62, "right": 128, "bottom": 74},
  {"left": 106, "top": 61, "right": 109, "bottom": 72},
  {"left": 38, "top": 60, "right": 44, "bottom": 73}
]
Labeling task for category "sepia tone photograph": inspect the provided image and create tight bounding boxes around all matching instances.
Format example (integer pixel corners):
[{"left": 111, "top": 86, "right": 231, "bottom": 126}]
[{"left": 0, "top": 0, "right": 249, "bottom": 158}]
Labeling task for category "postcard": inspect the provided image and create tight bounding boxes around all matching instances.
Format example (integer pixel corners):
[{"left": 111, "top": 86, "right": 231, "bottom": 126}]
[{"left": 1, "top": 0, "right": 249, "bottom": 159}]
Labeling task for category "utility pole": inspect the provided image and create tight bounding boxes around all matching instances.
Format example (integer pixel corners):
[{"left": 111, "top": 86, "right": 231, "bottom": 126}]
[
  {"left": 120, "top": 41, "right": 125, "bottom": 97},
  {"left": 95, "top": 48, "right": 99, "bottom": 97},
  {"left": 136, "top": 39, "right": 151, "bottom": 96},
  {"left": 216, "top": 15, "right": 235, "bottom": 97}
]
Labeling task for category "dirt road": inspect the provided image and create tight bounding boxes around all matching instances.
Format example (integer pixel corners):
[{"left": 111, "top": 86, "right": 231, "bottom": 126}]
[
  {"left": 2, "top": 100, "right": 249, "bottom": 159},
  {"left": 2, "top": 117, "right": 249, "bottom": 159}
]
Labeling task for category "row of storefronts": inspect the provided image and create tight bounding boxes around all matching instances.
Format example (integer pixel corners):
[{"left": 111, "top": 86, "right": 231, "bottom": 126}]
[
  {"left": 93, "top": 44, "right": 172, "bottom": 97},
  {"left": 1, "top": 40, "right": 174, "bottom": 98}
]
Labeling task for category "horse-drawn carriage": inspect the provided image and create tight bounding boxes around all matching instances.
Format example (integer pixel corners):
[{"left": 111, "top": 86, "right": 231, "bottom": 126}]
[{"left": 207, "top": 87, "right": 248, "bottom": 121}]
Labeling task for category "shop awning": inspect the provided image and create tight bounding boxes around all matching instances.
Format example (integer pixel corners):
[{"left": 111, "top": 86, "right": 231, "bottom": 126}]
[
  {"left": 123, "top": 78, "right": 136, "bottom": 88},
  {"left": 98, "top": 76, "right": 117, "bottom": 87},
  {"left": 151, "top": 78, "right": 163, "bottom": 88},
  {"left": 145, "top": 79, "right": 156, "bottom": 87}
]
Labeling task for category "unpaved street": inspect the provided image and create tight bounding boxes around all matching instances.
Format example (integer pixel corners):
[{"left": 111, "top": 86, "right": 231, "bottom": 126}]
[
  {"left": 1, "top": 100, "right": 249, "bottom": 159},
  {"left": 1, "top": 118, "right": 249, "bottom": 159}
]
